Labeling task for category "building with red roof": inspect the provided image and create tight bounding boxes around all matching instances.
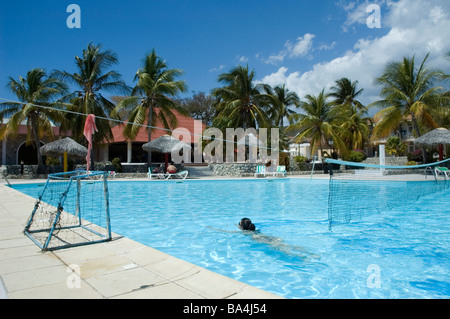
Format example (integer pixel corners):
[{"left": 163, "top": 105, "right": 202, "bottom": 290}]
[
  {"left": 0, "top": 122, "right": 67, "bottom": 165},
  {"left": 102, "top": 109, "right": 206, "bottom": 164},
  {"left": 1, "top": 109, "right": 206, "bottom": 167}
]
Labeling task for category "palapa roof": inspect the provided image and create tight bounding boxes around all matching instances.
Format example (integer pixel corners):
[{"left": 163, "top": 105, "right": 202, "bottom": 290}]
[
  {"left": 414, "top": 128, "right": 450, "bottom": 146},
  {"left": 142, "top": 134, "right": 191, "bottom": 154},
  {"left": 40, "top": 137, "right": 88, "bottom": 158}
]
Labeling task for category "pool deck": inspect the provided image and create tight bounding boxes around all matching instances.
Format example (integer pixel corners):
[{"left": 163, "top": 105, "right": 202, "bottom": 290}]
[{"left": 0, "top": 175, "right": 315, "bottom": 299}]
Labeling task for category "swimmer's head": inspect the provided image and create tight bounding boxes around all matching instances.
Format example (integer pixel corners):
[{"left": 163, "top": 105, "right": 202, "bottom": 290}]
[{"left": 239, "top": 218, "right": 255, "bottom": 231}]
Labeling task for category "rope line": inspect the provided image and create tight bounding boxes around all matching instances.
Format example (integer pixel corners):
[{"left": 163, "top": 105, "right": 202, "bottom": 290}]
[
  {"left": 325, "top": 158, "right": 450, "bottom": 170},
  {"left": 0, "top": 97, "right": 280, "bottom": 151}
]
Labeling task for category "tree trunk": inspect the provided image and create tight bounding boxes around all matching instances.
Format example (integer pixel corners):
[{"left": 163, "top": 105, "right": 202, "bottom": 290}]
[
  {"left": 147, "top": 105, "right": 153, "bottom": 166},
  {"left": 410, "top": 113, "right": 427, "bottom": 163},
  {"left": 30, "top": 113, "right": 46, "bottom": 174}
]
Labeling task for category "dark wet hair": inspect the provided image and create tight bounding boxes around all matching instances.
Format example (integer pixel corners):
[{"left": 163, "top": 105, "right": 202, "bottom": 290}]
[{"left": 239, "top": 218, "right": 255, "bottom": 231}]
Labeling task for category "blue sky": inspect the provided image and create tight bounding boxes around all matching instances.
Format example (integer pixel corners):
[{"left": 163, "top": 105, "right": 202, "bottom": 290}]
[{"left": 1, "top": 0, "right": 449, "bottom": 107}]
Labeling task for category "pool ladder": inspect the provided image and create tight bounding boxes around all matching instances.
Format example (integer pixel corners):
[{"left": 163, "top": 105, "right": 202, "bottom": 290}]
[
  {"left": 424, "top": 166, "right": 449, "bottom": 183},
  {"left": 425, "top": 166, "right": 437, "bottom": 182},
  {"left": 310, "top": 156, "right": 318, "bottom": 181}
]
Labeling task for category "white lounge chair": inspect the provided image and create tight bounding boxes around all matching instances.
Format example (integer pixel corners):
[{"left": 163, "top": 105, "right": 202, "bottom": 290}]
[
  {"left": 165, "top": 170, "right": 189, "bottom": 180},
  {"left": 274, "top": 165, "right": 287, "bottom": 177},
  {"left": 435, "top": 166, "right": 450, "bottom": 177},
  {"left": 148, "top": 167, "right": 165, "bottom": 179},
  {"left": 108, "top": 171, "right": 116, "bottom": 179},
  {"left": 255, "top": 165, "right": 266, "bottom": 178}
]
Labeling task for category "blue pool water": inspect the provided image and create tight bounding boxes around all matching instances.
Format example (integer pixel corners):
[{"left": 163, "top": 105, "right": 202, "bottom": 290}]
[{"left": 12, "top": 178, "right": 450, "bottom": 298}]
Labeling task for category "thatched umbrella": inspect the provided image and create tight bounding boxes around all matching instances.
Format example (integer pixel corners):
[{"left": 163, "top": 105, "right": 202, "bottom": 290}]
[
  {"left": 40, "top": 137, "right": 88, "bottom": 172},
  {"left": 414, "top": 127, "right": 450, "bottom": 161},
  {"left": 142, "top": 135, "right": 191, "bottom": 172}
]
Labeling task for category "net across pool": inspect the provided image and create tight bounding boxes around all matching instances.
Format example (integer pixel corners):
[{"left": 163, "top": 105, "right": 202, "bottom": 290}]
[{"left": 13, "top": 178, "right": 450, "bottom": 299}]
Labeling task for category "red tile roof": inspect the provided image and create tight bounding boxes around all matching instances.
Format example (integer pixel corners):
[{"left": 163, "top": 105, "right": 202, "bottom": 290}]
[
  {"left": 0, "top": 123, "right": 68, "bottom": 136},
  {"left": 109, "top": 109, "right": 206, "bottom": 144}
]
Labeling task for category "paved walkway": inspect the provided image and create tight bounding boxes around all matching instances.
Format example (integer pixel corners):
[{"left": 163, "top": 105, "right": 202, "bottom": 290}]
[{"left": 0, "top": 180, "right": 285, "bottom": 299}]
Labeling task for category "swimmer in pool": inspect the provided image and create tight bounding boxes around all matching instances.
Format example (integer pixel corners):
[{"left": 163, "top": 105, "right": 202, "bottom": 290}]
[
  {"left": 210, "top": 218, "right": 320, "bottom": 260},
  {"left": 238, "top": 217, "right": 255, "bottom": 231}
]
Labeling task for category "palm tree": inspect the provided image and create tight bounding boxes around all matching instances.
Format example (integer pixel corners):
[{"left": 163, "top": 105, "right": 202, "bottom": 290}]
[
  {"left": 113, "top": 49, "right": 187, "bottom": 165},
  {"left": 329, "top": 78, "right": 365, "bottom": 111},
  {"left": 0, "top": 68, "right": 67, "bottom": 172},
  {"left": 264, "top": 84, "right": 300, "bottom": 127},
  {"left": 446, "top": 51, "right": 450, "bottom": 80},
  {"left": 54, "top": 43, "right": 128, "bottom": 144},
  {"left": 329, "top": 78, "right": 372, "bottom": 150},
  {"left": 336, "top": 107, "right": 372, "bottom": 150},
  {"left": 329, "top": 78, "right": 371, "bottom": 150},
  {"left": 211, "top": 65, "right": 274, "bottom": 129},
  {"left": 286, "top": 89, "right": 346, "bottom": 158},
  {"left": 429, "top": 52, "right": 450, "bottom": 128},
  {"left": 370, "top": 53, "right": 444, "bottom": 162}
]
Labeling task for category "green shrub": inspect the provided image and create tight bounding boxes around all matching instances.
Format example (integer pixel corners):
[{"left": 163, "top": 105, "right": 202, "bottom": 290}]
[
  {"left": 405, "top": 160, "right": 417, "bottom": 166},
  {"left": 386, "top": 136, "right": 407, "bottom": 156},
  {"left": 343, "top": 150, "right": 366, "bottom": 162},
  {"left": 294, "top": 155, "right": 308, "bottom": 164},
  {"left": 293, "top": 155, "right": 309, "bottom": 170},
  {"left": 111, "top": 157, "right": 123, "bottom": 173},
  {"left": 45, "top": 156, "right": 60, "bottom": 166}
]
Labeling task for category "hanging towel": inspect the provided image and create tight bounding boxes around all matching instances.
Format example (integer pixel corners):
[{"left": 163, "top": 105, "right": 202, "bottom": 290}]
[{"left": 83, "top": 114, "right": 98, "bottom": 172}]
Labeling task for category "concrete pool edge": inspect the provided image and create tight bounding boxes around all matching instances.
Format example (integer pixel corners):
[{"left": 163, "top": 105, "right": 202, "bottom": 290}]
[{"left": 0, "top": 182, "right": 284, "bottom": 299}]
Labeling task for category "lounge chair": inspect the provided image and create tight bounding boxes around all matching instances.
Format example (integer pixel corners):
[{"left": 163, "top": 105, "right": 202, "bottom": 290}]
[
  {"left": 148, "top": 167, "right": 165, "bottom": 179},
  {"left": 435, "top": 166, "right": 450, "bottom": 177},
  {"left": 274, "top": 165, "right": 287, "bottom": 177},
  {"left": 255, "top": 165, "right": 266, "bottom": 178},
  {"left": 164, "top": 169, "right": 189, "bottom": 180},
  {"left": 108, "top": 171, "right": 116, "bottom": 179}
]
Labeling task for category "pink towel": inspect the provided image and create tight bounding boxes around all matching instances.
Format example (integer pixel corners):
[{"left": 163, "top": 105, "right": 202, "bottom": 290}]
[{"left": 83, "top": 114, "right": 98, "bottom": 172}]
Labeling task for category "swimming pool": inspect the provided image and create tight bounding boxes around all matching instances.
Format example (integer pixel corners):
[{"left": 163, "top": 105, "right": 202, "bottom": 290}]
[{"left": 12, "top": 178, "right": 450, "bottom": 298}]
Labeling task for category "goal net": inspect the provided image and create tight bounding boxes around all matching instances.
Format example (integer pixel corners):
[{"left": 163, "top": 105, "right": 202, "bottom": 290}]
[
  {"left": 325, "top": 158, "right": 450, "bottom": 230},
  {"left": 24, "top": 170, "right": 112, "bottom": 251}
]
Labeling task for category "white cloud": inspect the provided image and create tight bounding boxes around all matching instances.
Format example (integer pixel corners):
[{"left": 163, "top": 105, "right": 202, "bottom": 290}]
[
  {"left": 287, "top": 33, "right": 316, "bottom": 58},
  {"left": 237, "top": 55, "right": 249, "bottom": 63},
  {"left": 265, "top": 52, "right": 286, "bottom": 65},
  {"left": 258, "top": 0, "right": 450, "bottom": 107},
  {"left": 318, "top": 41, "right": 337, "bottom": 51},
  {"left": 264, "top": 33, "right": 316, "bottom": 65},
  {"left": 209, "top": 64, "right": 225, "bottom": 72}
]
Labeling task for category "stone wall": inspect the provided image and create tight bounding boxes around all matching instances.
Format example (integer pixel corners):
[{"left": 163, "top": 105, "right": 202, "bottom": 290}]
[
  {"left": 362, "top": 156, "right": 409, "bottom": 166},
  {"left": 209, "top": 162, "right": 329, "bottom": 177},
  {"left": 208, "top": 163, "right": 259, "bottom": 177},
  {"left": 288, "top": 161, "right": 329, "bottom": 174},
  {"left": 1, "top": 165, "right": 62, "bottom": 179}
]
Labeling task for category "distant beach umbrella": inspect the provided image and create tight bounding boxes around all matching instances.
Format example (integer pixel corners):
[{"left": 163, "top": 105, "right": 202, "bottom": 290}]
[
  {"left": 414, "top": 127, "right": 450, "bottom": 161},
  {"left": 40, "top": 137, "right": 88, "bottom": 171},
  {"left": 142, "top": 134, "right": 191, "bottom": 172},
  {"left": 40, "top": 137, "right": 88, "bottom": 158},
  {"left": 414, "top": 128, "right": 450, "bottom": 146}
]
